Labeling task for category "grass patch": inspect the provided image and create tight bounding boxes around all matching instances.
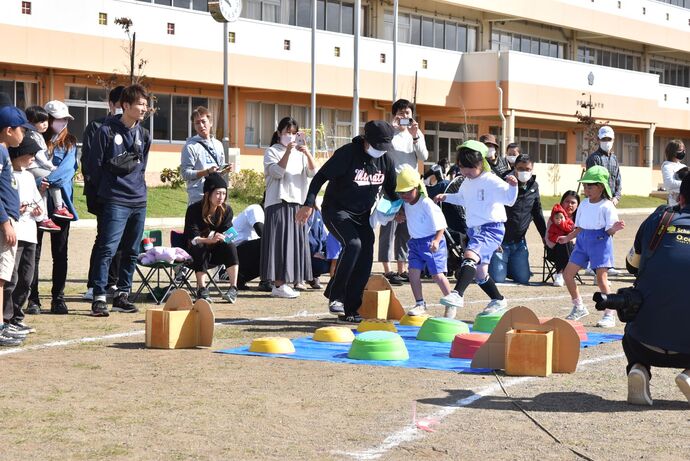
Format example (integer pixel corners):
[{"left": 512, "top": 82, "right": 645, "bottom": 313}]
[{"left": 540, "top": 194, "right": 665, "bottom": 210}]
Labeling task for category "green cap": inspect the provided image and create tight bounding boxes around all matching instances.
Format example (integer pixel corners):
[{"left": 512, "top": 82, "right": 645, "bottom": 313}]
[
  {"left": 458, "top": 140, "right": 491, "bottom": 173},
  {"left": 579, "top": 165, "right": 612, "bottom": 199}
]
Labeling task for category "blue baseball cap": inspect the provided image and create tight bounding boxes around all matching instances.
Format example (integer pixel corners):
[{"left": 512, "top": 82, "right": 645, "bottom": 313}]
[{"left": 0, "top": 106, "right": 36, "bottom": 130}]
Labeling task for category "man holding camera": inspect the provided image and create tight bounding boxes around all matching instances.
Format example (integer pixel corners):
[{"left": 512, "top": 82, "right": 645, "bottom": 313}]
[
  {"left": 377, "top": 99, "right": 428, "bottom": 285},
  {"left": 614, "top": 174, "right": 690, "bottom": 406}
]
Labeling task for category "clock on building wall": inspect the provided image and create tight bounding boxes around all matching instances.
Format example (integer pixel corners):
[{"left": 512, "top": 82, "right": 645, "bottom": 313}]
[{"left": 209, "top": 0, "right": 242, "bottom": 23}]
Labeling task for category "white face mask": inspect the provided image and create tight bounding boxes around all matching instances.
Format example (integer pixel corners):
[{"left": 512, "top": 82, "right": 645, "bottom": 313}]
[
  {"left": 280, "top": 133, "right": 296, "bottom": 146},
  {"left": 516, "top": 171, "right": 532, "bottom": 183},
  {"left": 114, "top": 107, "right": 123, "bottom": 115},
  {"left": 600, "top": 141, "right": 613, "bottom": 152},
  {"left": 51, "top": 119, "right": 68, "bottom": 134},
  {"left": 487, "top": 147, "right": 496, "bottom": 159},
  {"left": 366, "top": 146, "right": 386, "bottom": 158},
  {"left": 506, "top": 155, "right": 517, "bottom": 164}
]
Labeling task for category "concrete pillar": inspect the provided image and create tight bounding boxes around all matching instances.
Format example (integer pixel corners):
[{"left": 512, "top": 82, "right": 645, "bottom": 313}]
[
  {"left": 506, "top": 109, "right": 515, "bottom": 144},
  {"left": 645, "top": 123, "right": 655, "bottom": 168},
  {"left": 480, "top": 18, "right": 491, "bottom": 51}
]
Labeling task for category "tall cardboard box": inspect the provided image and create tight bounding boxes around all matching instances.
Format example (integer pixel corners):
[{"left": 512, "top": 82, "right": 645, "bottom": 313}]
[
  {"left": 505, "top": 329, "right": 553, "bottom": 377},
  {"left": 359, "top": 290, "right": 391, "bottom": 319},
  {"left": 145, "top": 290, "right": 214, "bottom": 349}
]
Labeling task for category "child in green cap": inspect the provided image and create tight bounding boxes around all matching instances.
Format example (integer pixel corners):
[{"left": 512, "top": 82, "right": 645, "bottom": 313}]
[{"left": 556, "top": 165, "right": 625, "bottom": 327}]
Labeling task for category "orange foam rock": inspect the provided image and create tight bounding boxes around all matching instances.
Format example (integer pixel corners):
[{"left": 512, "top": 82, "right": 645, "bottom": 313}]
[
  {"left": 539, "top": 317, "right": 588, "bottom": 342},
  {"left": 145, "top": 289, "right": 215, "bottom": 349},
  {"left": 505, "top": 329, "right": 553, "bottom": 377},
  {"left": 471, "top": 306, "right": 580, "bottom": 374},
  {"left": 450, "top": 333, "right": 489, "bottom": 359},
  {"left": 357, "top": 275, "right": 405, "bottom": 320}
]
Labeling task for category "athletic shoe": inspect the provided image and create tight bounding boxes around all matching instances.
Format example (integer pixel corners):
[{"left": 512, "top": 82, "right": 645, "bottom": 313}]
[
  {"left": 9, "top": 321, "right": 35, "bottom": 334},
  {"left": 596, "top": 313, "right": 616, "bottom": 328},
  {"left": 481, "top": 299, "right": 508, "bottom": 316},
  {"left": 565, "top": 304, "right": 589, "bottom": 321},
  {"left": 38, "top": 218, "right": 61, "bottom": 232},
  {"left": 607, "top": 268, "right": 621, "bottom": 276},
  {"left": 398, "top": 272, "right": 409, "bottom": 282},
  {"left": 308, "top": 278, "right": 322, "bottom": 290},
  {"left": 293, "top": 282, "right": 308, "bottom": 291},
  {"left": 552, "top": 273, "right": 564, "bottom": 287},
  {"left": 676, "top": 370, "right": 690, "bottom": 405},
  {"left": 111, "top": 292, "right": 138, "bottom": 313},
  {"left": 82, "top": 288, "right": 94, "bottom": 301},
  {"left": 627, "top": 364, "right": 653, "bottom": 406},
  {"left": 0, "top": 323, "right": 28, "bottom": 339},
  {"left": 50, "top": 298, "right": 69, "bottom": 315},
  {"left": 384, "top": 272, "right": 404, "bottom": 286},
  {"left": 223, "top": 286, "right": 238, "bottom": 304},
  {"left": 271, "top": 284, "right": 299, "bottom": 298},
  {"left": 0, "top": 331, "right": 22, "bottom": 346},
  {"left": 440, "top": 291, "right": 464, "bottom": 309},
  {"left": 406, "top": 301, "right": 427, "bottom": 317},
  {"left": 328, "top": 300, "right": 345, "bottom": 316},
  {"left": 257, "top": 280, "right": 275, "bottom": 292},
  {"left": 443, "top": 305, "right": 457, "bottom": 319},
  {"left": 195, "top": 288, "right": 211, "bottom": 301},
  {"left": 91, "top": 300, "right": 109, "bottom": 317},
  {"left": 24, "top": 301, "right": 41, "bottom": 315},
  {"left": 337, "top": 314, "right": 363, "bottom": 324},
  {"left": 52, "top": 206, "right": 74, "bottom": 220}
]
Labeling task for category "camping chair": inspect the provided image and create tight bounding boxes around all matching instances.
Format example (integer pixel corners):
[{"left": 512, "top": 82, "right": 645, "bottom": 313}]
[
  {"left": 132, "top": 229, "right": 192, "bottom": 304},
  {"left": 542, "top": 246, "right": 583, "bottom": 285},
  {"left": 170, "top": 230, "right": 227, "bottom": 300}
]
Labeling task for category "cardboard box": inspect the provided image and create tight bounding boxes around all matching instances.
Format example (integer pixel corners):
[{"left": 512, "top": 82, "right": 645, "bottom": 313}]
[
  {"left": 505, "top": 329, "right": 553, "bottom": 377},
  {"left": 359, "top": 290, "right": 391, "bottom": 319},
  {"left": 145, "top": 290, "right": 214, "bottom": 349}
]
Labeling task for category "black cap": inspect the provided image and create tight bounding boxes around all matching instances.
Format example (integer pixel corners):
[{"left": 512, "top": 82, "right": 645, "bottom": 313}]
[
  {"left": 8, "top": 135, "right": 40, "bottom": 159},
  {"left": 203, "top": 172, "right": 228, "bottom": 194},
  {"left": 363, "top": 120, "right": 395, "bottom": 152}
]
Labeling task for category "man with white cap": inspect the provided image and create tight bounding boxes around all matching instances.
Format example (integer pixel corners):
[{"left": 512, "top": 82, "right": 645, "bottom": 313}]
[{"left": 586, "top": 126, "right": 622, "bottom": 206}]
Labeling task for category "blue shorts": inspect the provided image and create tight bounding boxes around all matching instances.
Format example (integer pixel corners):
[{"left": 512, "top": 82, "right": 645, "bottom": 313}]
[
  {"left": 569, "top": 228, "right": 614, "bottom": 270},
  {"left": 408, "top": 235, "right": 448, "bottom": 276},
  {"left": 325, "top": 233, "right": 342, "bottom": 260},
  {"left": 466, "top": 222, "right": 505, "bottom": 265}
]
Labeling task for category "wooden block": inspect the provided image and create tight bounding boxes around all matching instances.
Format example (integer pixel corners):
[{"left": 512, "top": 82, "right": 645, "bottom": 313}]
[
  {"left": 359, "top": 290, "right": 390, "bottom": 319},
  {"left": 505, "top": 329, "right": 553, "bottom": 377},
  {"left": 361, "top": 275, "right": 405, "bottom": 320}
]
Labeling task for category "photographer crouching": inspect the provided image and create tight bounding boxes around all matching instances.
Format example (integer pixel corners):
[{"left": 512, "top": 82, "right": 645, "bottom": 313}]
[{"left": 594, "top": 174, "right": 690, "bottom": 406}]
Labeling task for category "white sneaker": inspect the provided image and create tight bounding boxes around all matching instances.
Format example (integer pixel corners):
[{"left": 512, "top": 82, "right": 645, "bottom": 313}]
[
  {"left": 440, "top": 291, "right": 464, "bottom": 308},
  {"left": 675, "top": 370, "right": 690, "bottom": 405},
  {"left": 443, "top": 305, "right": 457, "bottom": 319},
  {"left": 552, "top": 273, "right": 564, "bottom": 287},
  {"left": 481, "top": 298, "right": 507, "bottom": 316},
  {"left": 565, "top": 304, "right": 589, "bottom": 321},
  {"left": 627, "top": 364, "right": 653, "bottom": 406},
  {"left": 271, "top": 284, "right": 299, "bottom": 299},
  {"left": 407, "top": 302, "right": 427, "bottom": 317},
  {"left": 608, "top": 268, "right": 621, "bottom": 276},
  {"left": 596, "top": 313, "right": 616, "bottom": 328},
  {"left": 82, "top": 288, "right": 94, "bottom": 301}
]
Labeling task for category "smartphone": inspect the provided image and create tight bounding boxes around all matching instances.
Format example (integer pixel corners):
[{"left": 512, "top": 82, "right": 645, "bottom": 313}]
[
  {"left": 399, "top": 118, "right": 414, "bottom": 126},
  {"left": 219, "top": 164, "right": 233, "bottom": 174},
  {"left": 296, "top": 132, "right": 306, "bottom": 147}
]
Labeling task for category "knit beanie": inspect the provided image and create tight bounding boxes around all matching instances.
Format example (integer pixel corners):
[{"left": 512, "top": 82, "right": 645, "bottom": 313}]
[{"left": 203, "top": 172, "right": 227, "bottom": 194}]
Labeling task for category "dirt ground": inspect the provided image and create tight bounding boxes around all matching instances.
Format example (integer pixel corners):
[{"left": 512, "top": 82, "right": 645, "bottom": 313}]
[{"left": 1, "top": 212, "right": 688, "bottom": 461}]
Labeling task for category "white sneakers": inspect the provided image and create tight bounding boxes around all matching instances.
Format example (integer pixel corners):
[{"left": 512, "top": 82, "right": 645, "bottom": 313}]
[
  {"left": 406, "top": 302, "right": 428, "bottom": 317},
  {"left": 552, "top": 273, "right": 564, "bottom": 287},
  {"left": 596, "top": 312, "right": 616, "bottom": 328},
  {"left": 440, "top": 292, "right": 464, "bottom": 319},
  {"left": 627, "top": 364, "right": 653, "bottom": 406},
  {"left": 271, "top": 284, "right": 299, "bottom": 298},
  {"left": 676, "top": 370, "right": 690, "bottom": 405},
  {"left": 566, "top": 304, "right": 589, "bottom": 321},
  {"left": 481, "top": 298, "right": 507, "bottom": 316}
]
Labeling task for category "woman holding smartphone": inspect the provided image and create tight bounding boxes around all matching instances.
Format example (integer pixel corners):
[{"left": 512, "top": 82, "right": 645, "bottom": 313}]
[{"left": 261, "top": 116, "right": 317, "bottom": 298}]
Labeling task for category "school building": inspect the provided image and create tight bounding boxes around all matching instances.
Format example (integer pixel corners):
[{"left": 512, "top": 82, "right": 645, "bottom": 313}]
[{"left": 2, "top": 0, "right": 690, "bottom": 195}]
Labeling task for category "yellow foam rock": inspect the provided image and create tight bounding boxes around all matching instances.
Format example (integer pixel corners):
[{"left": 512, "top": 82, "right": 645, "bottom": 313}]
[
  {"left": 313, "top": 326, "right": 355, "bottom": 343},
  {"left": 357, "top": 319, "right": 398, "bottom": 333},
  {"left": 249, "top": 337, "right": 295, "bottom": 354},
  {"left": 399, "top": 314, "right": 429, "bottom": 327}
]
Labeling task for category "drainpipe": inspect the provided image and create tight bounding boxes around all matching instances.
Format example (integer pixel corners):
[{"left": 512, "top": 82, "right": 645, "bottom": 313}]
[
  {"left": 49, "top": 68, "right": 54, "bottom": 101},
  {"left": 496, "top": 52, "right": 506, "bottom": 150}
]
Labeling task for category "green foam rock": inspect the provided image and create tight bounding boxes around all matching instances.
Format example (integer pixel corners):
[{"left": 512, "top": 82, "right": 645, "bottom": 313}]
[
  {"left": 416, "top": 317, "right": 470, "bottom": 343},
  {"left": 473, "top": 311, "right": 505, "bottom": 333},
  {"left": 348, "top": 331, "right": 409, "bottom": 361}
]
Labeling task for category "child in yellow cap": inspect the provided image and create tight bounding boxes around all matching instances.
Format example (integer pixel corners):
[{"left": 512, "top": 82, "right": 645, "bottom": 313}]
[{"left": 396, "top": 165, "right": 459, "bottom": 318}]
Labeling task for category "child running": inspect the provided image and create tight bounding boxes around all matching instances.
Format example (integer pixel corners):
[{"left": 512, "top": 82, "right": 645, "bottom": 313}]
[
  {"left": 557, "top": 165, "right": 625, "bottom": 328},
  {"left": 434, "top": 140, "right": 518, "bottom": 318},
  {"left": 395, "top": 165, "right": 459, "bottom": 318}
]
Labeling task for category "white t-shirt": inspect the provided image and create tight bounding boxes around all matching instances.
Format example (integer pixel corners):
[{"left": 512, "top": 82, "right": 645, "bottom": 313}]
[
  {"left": 14, "top": 169, "right": 44, "bottom": 244},
  {"left": 403, "top": 195, "right": 447, "bottom": 239},
  {"left": 264, "top": 144, "right": 316, "bottom": 208},
  {"left": 661, "top": 160, "right": 685, "bottom": 206},
  {"left": 575, "top": 198, "right": 619, "bottom": 231},
  {"left": 443, "top": 171, "right": 517, "bottom": 228},
  {"left": 233, "top": 204, "right": 264, "bottom": 245}
]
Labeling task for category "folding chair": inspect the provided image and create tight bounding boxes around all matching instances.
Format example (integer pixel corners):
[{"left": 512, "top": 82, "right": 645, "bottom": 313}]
[
  {"left": 132, "top": 229, "right": 191, "bottom": 304},
  {"left": 170, "top": 230, "right": 227, "bottom": 301},
  {"left": 542, "top": 246, "right": 583, "bottom": 285}
]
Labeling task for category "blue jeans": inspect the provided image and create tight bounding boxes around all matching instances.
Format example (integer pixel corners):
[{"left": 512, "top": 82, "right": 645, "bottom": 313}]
[
  {"left": 488, "top": 239, "right": 531, "bottom": 284},
  {"left": 93, "top": 203, "right": 147, "bottom": 297}
]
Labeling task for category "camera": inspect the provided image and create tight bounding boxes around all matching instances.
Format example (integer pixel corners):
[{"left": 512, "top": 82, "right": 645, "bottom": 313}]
[
  {"left": 592, "top": 287, "right": 643, "bottom": 322},
  {"left": 399, "top": 118, "right": 414, "bottom": 126}
]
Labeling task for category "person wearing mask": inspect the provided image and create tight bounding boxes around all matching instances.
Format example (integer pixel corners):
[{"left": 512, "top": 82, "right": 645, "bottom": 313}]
[
  {"left": 586, "top": 126, "right": 622, "bottom": 206},
  {"left": 505, "top": 142, "right": 521, "bottom": 169},
  {"left": 661, "top": 139, "right": 686, "bottom": 207},
  {"left": 480, "top": 133, "right": 511, "bottom": 178},
  {"left": 296, "top": 121, "right": 398, "bottom": 323},
  {"left": 377, "top": 99, "right": 428, "bottom": 286},
  {"left": 488, "top": 154, "right": 547, "bottom": 284}
]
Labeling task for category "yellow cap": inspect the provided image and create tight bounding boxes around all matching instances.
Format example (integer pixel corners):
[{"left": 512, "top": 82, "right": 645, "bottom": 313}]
[{"left": 396, "top": 165, "right": 422, "bottom": 193}]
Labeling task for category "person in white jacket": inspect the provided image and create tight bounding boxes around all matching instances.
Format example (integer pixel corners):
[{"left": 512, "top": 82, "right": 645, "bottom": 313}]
[{"left": 661, "top": 139, "right": 687, "bottom": 207}]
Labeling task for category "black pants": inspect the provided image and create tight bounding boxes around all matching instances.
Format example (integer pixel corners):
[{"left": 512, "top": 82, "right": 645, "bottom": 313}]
[
  {"left": 546, "top": 242, "right": 573, "bottom": 273},
  {"left": 323, "top": 209, "right": 374, "bottom": 316},
  {"left": 237, "top": 238, "right": 261, "bottom": 284},
  {"left": 187, "top": 240, "right": 239, "bottom": 274},
  {"left": 623, "top": 333, "right": 690, "bottom": 378},
  {"left": 3, "top": 241, "right": 36, "bottom": 323},
  {"left": 30, "top": 219, "right": 70, "bottom": 304}
]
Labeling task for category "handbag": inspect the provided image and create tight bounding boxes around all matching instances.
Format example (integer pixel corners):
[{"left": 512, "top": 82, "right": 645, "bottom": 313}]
[{"left": 107, "top": 130, "right": 142, "bottom": 176}]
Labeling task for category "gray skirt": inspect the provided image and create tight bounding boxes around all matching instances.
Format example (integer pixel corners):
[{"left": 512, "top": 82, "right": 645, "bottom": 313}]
[{"left": 260, "top": 202, "right": 313, "bottom": 283}]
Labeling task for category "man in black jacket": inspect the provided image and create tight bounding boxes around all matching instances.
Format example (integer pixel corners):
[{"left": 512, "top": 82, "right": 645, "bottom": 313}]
[
  {"left": 297, "top": 121, "right": 398, "bottom": 323},
  {"left": 488, "top": 154, "right": 546, "bottom": 284}
]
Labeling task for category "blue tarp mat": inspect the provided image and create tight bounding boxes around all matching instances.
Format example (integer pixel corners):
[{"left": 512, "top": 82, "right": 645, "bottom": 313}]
[{"left": 216, "top": 325, "right": 623, "bottom": 374}]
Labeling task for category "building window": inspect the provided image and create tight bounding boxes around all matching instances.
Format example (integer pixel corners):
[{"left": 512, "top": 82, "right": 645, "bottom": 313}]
[
  {"left": 64, "top": 86, "right": 109, "bottom": 144},
  {"left": 148, "top": 94, "right": 219, "bottom": 143},
  {"left": 615, "top": 133, "right": 640, "bottom": 166},
  {"left": 334, "top": 46, "right": 340, "bottom": 57},
  {"left": 515, "top": 128, "right": 567, "bottom": 164},
  {"left": 284, "top": 39, "right": 291, "bottom": 50},
  {"left": 577, "top": 44, "right": 640, "bottom": 71},
  {"left": 0, "top": 80, "right": 39, "bottom": 111},
  {"left": 384, "top": 11, "right": 477, "bottom": 52},
  {"left": 21, "top": 1, "right": 31, "bottom": 14},
  {"left": 491, "top": 30, "right": 564, "bottom": 59},
  {"left": 650, "top": 58, "right": 690, "bottom": 88},
  {"left": 423, "top": 121, "right": 478, "bottom": 165},
  {"left": 98, "top": 12, "right": 108, "bottom": 25},
  {"left": 653, "top": 135, "right": 690, "bottom": 167},
  {"left": 228, "top": 31, "right": 236, "bottom": 43},
  {"left": 243, "top": 0, "right": 360, "bottom": 35},
  {"left": 167, "top": 23, "right": 175, "bottom": 35}
]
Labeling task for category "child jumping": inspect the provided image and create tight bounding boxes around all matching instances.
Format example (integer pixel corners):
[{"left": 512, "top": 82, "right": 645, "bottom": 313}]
[
  {"left": 557, "top": 165, "right": 625, "bottom": 328},
  {"left": 395, "top": 166, "right": 458, "bottom": 318},
  {"left": 547, "top": 202, "right": 575, "bottom": 286},
  {"left": 434, "top": 140, "right": 518, "bottom": 318}
]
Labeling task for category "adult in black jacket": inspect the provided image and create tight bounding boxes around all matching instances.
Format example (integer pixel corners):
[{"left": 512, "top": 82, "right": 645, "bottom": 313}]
[
  {"left": 184, "top": 173, "right": 239, "bottom": 303},
  {"left": 296, "top": 121, "right": 398, "bottom": 323},
  {"left": 488, "top": 154, "right": 546, "bottom": 284}
]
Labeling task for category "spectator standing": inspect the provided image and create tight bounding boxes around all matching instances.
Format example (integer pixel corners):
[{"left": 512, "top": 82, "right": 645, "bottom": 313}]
[
  {"left": 504, "top": 142, "right": 521, "bottom": 169},
  {"left": 480, "top": 133, "right": 511, "bottom": 178},
  {"left": 586, "top": 125, "right": 622, "bottom": 206},
  {"left": 661, "top": 139, "right": 686, "bottom": 206}
]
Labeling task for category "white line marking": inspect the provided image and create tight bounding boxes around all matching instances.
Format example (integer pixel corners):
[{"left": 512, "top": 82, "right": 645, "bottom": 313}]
[{"left": 334, "top": 353, "right": 625, "bottom": 460}]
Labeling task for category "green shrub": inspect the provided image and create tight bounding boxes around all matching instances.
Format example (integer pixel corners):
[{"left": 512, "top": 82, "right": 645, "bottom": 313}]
[
  {"left": 229, "top": 169, "right": 265, "bottom": 204},
  {"left": 160, "top": 166, "right": 184, "bottom": 189}
]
